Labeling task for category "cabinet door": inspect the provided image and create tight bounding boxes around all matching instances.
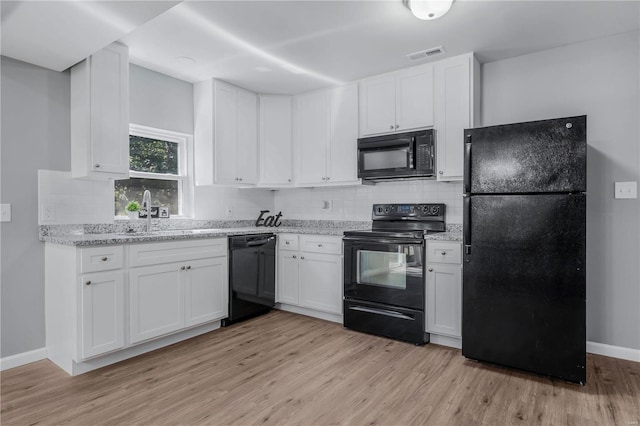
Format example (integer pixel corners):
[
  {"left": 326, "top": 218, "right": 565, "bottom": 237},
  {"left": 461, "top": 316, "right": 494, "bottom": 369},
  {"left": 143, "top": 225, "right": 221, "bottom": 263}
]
[
  {"left": 259, "top": 95, "right": 293, "bottom": 185},
  {"left": 426, "top": 263, "right": 462, "bottom": 337},
  {"left": 328, "top": 84, "right": 358, "bottom": 183},
  {"left": 299, "top": 252, "right": 342, "bottom": 314},
  {"left": 129, "top": 263, "right": 184, "bottom": 344},
  {"left": 277, "top": 251, "right": 299, "bottom": 305},
  {"left": 185, "top": 257, "right": 228, "bottom": 327},
  {"left": 295, "top": 91, "right": 329, "bottom": 184},
  {"left": 395, "top": 64, "right": 434, "bottom": 132},
  {"left": 435, "top": 55, "right": 471, "bottom": 181},
  {"left": 359, "top": 75, "right": 396, "bottom": 136},
  {"left": 89, "top": 43, "right": 129, "bottom": 177},
  {"left": 80, "top": 271, "right": 125, "bottom": 359},
  {"left": 236, "top": 88, "right": 258, "bottom": 184},
  {"left": 214, "top": 81, "right": 238, "bottom": 184}
]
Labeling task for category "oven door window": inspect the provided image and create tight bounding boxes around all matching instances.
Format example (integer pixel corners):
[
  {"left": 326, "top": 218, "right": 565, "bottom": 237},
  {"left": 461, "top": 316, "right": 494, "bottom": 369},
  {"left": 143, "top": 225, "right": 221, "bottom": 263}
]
[
  {"left": 344, "top": 240, "right": 424, "bottom": 310},
  {"left": 357, "top": 249, "right": 414, "bottom": 289}
]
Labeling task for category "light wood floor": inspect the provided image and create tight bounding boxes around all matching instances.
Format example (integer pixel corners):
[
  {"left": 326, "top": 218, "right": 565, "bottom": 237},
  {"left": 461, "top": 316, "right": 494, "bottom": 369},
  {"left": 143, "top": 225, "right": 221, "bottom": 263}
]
[{"left": 2, "top": 310, "right": 639, "bottom": 426}]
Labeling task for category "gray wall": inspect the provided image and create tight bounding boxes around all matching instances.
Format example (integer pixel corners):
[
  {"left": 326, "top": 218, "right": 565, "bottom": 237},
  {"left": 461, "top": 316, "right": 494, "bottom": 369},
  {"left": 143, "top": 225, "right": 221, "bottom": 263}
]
[
  {"left": 482, "top": 30, "right": 640, "bottom": 350},
  {"left": 1, "top": 57, "right": 70, "bottom": 357}
]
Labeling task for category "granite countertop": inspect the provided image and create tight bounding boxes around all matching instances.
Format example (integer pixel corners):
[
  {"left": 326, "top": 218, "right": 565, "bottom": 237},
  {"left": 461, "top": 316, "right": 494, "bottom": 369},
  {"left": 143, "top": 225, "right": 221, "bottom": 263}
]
[
  {"left": 40, "top": 220, "right": 463, "bottom": 246},
  {"left": 39, "top": 220, "right": 372, "bottom": 246}
]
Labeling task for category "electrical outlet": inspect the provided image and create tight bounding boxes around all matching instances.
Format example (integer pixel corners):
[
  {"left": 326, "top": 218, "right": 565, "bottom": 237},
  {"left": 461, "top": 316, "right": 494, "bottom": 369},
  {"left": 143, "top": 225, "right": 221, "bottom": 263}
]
[
  {"left": 614, "top": 181, "right": 637, "bottom": 199},
  {"left": 42, "top": 205, "right": 56, "bottom": 222},
  {"left": 0, "top": 204, "right": 11, "bottom": 222},
  {"left": 226, "top": 206, "right": 233, "bottom": 217}
]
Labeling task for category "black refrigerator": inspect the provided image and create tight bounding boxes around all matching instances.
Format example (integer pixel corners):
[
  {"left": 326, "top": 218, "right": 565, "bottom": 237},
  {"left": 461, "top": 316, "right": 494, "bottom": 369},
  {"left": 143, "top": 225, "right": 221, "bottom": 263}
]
[{"left": 462, "top": 115, "right": 587, "bottom": 384}]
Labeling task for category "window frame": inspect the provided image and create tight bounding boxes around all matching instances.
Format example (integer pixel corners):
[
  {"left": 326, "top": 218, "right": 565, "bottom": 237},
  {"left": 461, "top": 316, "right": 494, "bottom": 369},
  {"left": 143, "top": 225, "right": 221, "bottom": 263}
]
[{"left": 116, "top": 124, "right": 194, "bottom": 218}]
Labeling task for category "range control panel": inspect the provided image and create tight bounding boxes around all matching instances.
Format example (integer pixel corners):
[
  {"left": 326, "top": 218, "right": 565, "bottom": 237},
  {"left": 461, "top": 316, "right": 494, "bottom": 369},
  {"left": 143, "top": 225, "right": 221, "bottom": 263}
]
[{"left": 372, "top": 203, "right": 445, "bottom": 219}]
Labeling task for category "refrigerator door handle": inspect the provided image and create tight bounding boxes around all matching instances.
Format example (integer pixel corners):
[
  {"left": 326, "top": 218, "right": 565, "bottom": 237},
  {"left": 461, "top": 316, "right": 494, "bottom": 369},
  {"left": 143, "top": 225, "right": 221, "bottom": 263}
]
[
  {"left": 463, "top": 195, "right": 471, "bottom": 254},
  {"left": 464, "top": 135, "right": 472, "bottom": 193}
]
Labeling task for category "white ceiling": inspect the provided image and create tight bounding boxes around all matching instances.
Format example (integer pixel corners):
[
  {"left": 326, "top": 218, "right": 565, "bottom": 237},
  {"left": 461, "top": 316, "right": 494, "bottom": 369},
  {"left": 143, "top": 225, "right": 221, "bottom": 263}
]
[{"left": 2, "top": 1, "right": 639, "bottom": 95}]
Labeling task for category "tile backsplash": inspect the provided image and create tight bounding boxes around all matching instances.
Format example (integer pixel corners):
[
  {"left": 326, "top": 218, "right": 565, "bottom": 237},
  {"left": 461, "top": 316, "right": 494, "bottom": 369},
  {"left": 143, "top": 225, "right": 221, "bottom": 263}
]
[
  {"left": 38, "top": 169, "right": 462, "bottom": 225},
  {"left": 274, "top": 180, "right": 463, "bottom": 223}
]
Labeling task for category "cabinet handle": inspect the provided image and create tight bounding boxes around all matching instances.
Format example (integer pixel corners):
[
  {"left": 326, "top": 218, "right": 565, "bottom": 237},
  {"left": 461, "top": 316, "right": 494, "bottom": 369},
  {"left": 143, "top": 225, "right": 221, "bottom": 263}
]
[
  {"left": 389, "top": 125, "right": 394, "bottom": 130},
  {"left": 85, "top": 280, "right": 91, "bottom": 286},
  {"left": 288, "top": 179, "right": 292, "bottom": 182},
  {"left": 326, "top": 177, "right": 330, "bottom": 181},
  {"left": 300, "top": 256, "right": 305, "bottom": 260},
  {"left": 285, "top": 241, "right": 290, "bottom": 245},
  {"left": 180, "top": 266, "right": 186, "bottom": 270},
  {"left": 439, "top": 170, "right": 444, "bottom": 175},
  {"left": 186, "top": 265, "right": 191, "bottom": 270},
  {"left": 318, "top": 244, "right": 323, "bottom": 247},
  {"left": 238, "top": 178, "right": 243, "bottom": 182},
  {"left": 101, "top": 256, "right": 108, "bottom": 261},
  {"left": 428, "top": 268, "right": 433, "bottom": 272},
  {"left": 94, "top": 164, "right": 100, "bottom": 168},
  {"left": 395, "top": 124, "right": 399, "bottom": 129},
  {"left": 235, "top": 177, "right": 239, "bottom": 181},
  {"left": 441, "top": 251, "right": 447, "bottom": 255},
  {"left": 293, "top": 255, "right": 297, "bottom": 259}
]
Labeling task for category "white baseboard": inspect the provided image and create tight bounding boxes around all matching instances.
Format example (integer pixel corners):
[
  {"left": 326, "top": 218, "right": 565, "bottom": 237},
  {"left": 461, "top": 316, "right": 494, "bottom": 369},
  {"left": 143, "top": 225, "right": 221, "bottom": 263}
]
[
  {"left": 0, "top": 347, "right": 47, "bottom": 371},
  {"left": 429, "top": 334, "right": 462, "bottom": 349},
  {"left": 587, "top": 341, "right": 640, "bottom": 362}
]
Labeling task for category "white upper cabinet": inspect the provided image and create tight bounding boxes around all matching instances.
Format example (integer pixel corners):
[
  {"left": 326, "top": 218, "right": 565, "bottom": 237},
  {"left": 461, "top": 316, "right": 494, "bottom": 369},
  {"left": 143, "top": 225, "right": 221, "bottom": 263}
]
[
  {"left": 295, "top": 83, "right": 359, "bottom": 186},
  {"left": 359, "top": 63, "right": 433, "bottom": 137},
  {"left": 434, "top": 53, "right": 480, "bottom": 181},
  {"left": 194, "top": 79, "right": 258, "bottom": 186},
  {"left": 71, "top": 42, "right": 129, "bottom": 179},
  {"left": 258, "top": 95, "right": 293, "bottom": 186}
]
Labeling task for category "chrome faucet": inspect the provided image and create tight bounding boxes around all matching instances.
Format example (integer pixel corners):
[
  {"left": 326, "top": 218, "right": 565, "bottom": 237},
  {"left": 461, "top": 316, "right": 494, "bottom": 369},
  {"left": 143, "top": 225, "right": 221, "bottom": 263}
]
[{"left": 142, "top": 190, "right": 152, "bottom": 233}]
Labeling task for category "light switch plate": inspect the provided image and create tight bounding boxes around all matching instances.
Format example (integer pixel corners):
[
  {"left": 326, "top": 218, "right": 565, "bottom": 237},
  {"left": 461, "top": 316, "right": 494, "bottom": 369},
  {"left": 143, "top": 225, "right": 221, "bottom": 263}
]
[
  {"left": 0, "top": 204, "right": 11, "bottom": 222},
  {"left": 614, "top": 181, "right": 637, "bottom": 199}
]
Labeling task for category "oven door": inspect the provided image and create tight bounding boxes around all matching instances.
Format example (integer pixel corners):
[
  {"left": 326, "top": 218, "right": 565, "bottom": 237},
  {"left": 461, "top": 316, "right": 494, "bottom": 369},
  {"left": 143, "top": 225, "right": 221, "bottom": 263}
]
[{"left": 343, "top": 237, "right": 424, "bottom": 310}]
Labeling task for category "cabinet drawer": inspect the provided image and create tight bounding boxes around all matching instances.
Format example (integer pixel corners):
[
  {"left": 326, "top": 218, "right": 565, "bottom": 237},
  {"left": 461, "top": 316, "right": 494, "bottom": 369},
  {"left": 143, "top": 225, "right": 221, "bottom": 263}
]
[
  {"left": 300, "top": 235, "right": 342, "bottom": 255},
  {"left": 81, "top": 245, "right": 124, "bottom": 273},
  {"left": 278, "top": 234, "right": 299, "bottom": 251},
  {"left": 427, "top": 241, "right": 461, "bottom": 264},
  {"left": 129, "top": 238, "right": 227, "bottom": 267}
]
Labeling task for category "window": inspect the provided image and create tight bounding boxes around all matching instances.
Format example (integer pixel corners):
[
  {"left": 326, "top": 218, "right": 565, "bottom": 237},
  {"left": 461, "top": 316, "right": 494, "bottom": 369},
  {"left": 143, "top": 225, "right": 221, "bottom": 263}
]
[{"left": 114, "top": 125, "right": 193, "bottom": 217}]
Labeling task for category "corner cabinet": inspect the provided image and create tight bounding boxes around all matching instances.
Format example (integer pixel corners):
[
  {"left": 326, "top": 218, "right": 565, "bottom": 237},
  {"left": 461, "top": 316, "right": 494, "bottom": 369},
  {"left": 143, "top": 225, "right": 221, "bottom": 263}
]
[
  {"left": 359, "top": 63, "right": 434, "bottom": 137},
  {"left": 45, "top": 238, "right": 228, "bottom": 375},
  {"left": 294, "top": 84, "right": 359, "bottom": 186},
  {"left": 425, "top": 241, "right": 462, "bottom": 341},
  {"left": 276, "top": 234, "right": 343, "bottom": 320},
  {"left": 434, "top": 53, "right": 480, "bottom": 181},
  {"left": 71, "top": 42, "right": 130, "bottom": 179},
  {"left": 258, "top": 95, "right": 293, "bottom": 186},
  {"left": 194, "top": 79, "right": 258, "bottom": 186}
]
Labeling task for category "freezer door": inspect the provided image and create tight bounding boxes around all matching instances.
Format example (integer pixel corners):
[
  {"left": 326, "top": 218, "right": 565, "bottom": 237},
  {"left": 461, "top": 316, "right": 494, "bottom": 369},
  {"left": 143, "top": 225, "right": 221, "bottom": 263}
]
[
  {"left": 464, "top": 116, "right": 586, "bottom": 194},
  {"left": 462, "top": 193, "right": 586, "bottom": 383}
]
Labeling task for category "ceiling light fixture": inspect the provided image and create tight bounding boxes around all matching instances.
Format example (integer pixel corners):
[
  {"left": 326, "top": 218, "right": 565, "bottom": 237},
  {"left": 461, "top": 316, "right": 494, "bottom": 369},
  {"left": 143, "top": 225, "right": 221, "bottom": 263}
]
[{"left": 403, "top": 0, "right": 454, "bottom": 20}]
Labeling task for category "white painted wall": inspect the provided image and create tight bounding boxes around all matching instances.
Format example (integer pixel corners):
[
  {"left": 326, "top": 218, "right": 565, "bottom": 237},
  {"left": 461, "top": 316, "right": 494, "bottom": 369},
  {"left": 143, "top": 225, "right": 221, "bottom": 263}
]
[
  {"left": 482, "top": 30, "right": 640, "bottom": 350},
  {"left": 1, "top": 57, "right": 70, "bottom": 357}
]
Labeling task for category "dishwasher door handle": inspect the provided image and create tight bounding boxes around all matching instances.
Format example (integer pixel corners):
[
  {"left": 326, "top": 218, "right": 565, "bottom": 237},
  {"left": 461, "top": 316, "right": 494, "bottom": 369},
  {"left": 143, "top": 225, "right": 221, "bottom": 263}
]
[{"left": 246, "top": 236, "right": 275, "bottom": 246}]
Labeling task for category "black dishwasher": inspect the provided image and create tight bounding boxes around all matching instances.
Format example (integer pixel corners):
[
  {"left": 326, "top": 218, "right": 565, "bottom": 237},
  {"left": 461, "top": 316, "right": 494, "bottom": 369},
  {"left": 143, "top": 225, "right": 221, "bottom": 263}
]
[{"left": 222, "top": 234, "right": 276, "bottom": 326}]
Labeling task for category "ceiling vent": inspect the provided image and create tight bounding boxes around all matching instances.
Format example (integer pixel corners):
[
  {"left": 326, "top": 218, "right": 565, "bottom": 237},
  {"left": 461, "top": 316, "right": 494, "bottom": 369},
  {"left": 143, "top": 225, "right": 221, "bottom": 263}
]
[{"left": 406, "top": 46, "right": 445, "bottom": 61}]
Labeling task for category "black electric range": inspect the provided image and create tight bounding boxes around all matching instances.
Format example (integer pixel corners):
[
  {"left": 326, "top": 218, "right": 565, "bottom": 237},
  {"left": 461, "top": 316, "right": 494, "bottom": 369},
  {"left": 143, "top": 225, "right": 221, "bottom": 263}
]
[{"left": 342, "top": 203, "right": 445, "bottom": 344}]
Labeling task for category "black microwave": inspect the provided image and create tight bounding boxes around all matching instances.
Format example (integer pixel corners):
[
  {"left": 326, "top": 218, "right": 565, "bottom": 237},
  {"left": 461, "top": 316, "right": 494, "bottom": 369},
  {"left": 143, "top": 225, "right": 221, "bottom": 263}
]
[{"left": 357, "top": 129, "right": 435, "bottom": 181}]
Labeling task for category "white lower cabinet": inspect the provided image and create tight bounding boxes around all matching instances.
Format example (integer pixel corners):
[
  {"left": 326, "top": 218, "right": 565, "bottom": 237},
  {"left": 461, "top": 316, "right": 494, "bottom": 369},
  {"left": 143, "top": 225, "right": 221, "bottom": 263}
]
[
  {"left": 277, "top": 234, "right": 343, "bottom": 316},
  {"left": 425, "top": 241, "right": 462, "bottom": 338},
  {"left": 129, "top": 263, "right": 184, "bottom": 344},
  {"left": 129, "top": 239, "right": 228, "bottom": 344},
  {"left": 80, "top": 270, "right": 125, "bottom": 359},
  {"left": 45, "top": 238, "right": 228, "bottom": 375}
]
